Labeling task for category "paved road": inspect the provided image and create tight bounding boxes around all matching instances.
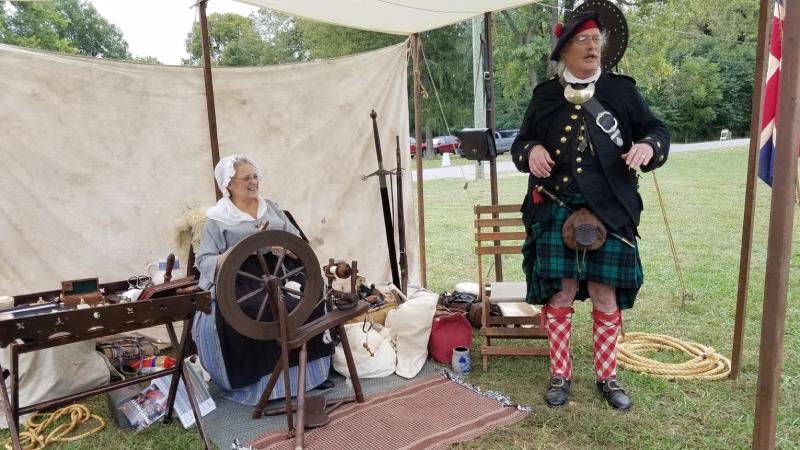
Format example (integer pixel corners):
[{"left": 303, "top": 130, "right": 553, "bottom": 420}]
[{"left": 412, "top": 138, "right": 749, "bottom": 181}]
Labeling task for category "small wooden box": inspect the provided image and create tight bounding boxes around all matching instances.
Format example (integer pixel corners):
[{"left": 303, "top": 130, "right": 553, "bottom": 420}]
[{"left": 61, "top": 278, "right": 104, "bottom": 306}]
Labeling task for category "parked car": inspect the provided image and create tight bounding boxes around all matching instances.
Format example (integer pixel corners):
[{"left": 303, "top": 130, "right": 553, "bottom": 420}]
[
  {"left": 432, "top": 135, "right": 460, "bottom": 154},
  {"left": 409, "top": 137, "right": 427, "bottom": 157},
  {"left": 494, "top": 129, "right": 519, "bottom": 154}
]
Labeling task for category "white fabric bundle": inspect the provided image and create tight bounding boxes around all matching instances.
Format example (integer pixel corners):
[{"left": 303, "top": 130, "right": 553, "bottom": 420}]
[
  {"left": 385, "top": 289, "right": 438, "bottom": 378},
  {"left": 453, "top": 282, "right": 480, "bottom": 296},
  {"left": 333, "top": 323, "right": 396, "bottom": 379}
]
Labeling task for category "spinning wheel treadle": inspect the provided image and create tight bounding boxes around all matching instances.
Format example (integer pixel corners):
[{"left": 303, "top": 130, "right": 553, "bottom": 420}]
[{"left": 216, "top": 230, "right": 322, "bottom": 341}]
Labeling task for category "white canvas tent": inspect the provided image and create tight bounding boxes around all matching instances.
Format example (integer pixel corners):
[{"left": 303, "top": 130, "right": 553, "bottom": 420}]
[
  {"left": 0, "top": 41, "right": 416, "bottom": 293},
  {"left": 0, "top": 38, "right": 415, "bottom": 418},
  {"left": 238, "top": 0, "right": 538, "bottom": 35}
]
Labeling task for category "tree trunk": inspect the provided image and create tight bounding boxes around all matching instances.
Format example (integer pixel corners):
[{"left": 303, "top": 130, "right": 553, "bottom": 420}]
[
  {"left": 425, "top": 124, "right": 435, "bottom": 159},
  {"left": 527, "top": 63, "right": 538, "bottom": 91}
]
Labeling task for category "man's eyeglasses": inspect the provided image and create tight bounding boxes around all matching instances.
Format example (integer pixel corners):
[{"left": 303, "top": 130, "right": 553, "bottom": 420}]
[
  {"left": 232, "top": 174, "right": 261, "bottom": 183},
  {"left": 571, "top": 35, "right": 603, "bottom": 46}
]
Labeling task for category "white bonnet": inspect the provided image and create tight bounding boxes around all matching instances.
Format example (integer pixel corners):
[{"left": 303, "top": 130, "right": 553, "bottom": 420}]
[{"left": 213, "top": 154, "right": 262, "bottom": 197}]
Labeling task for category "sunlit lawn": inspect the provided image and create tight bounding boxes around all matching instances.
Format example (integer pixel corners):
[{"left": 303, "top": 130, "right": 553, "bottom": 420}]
[{"left": 423, "top": 147, "right": 800, "bottom": 450}]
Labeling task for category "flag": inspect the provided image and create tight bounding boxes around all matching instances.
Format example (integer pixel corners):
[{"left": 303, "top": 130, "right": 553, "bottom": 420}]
[{"left": 757, "top": 0, "right": 785, "bottom": 186}]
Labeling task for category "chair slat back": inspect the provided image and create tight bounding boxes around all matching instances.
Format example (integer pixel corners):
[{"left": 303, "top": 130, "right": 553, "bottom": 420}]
[{"left": 474, "top": 204, "right": 525, "bottom": 254}]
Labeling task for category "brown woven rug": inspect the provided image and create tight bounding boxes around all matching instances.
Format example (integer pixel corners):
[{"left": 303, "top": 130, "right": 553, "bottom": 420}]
[{"left": 248, "top": 373, "right": 529, "bottom": 450}]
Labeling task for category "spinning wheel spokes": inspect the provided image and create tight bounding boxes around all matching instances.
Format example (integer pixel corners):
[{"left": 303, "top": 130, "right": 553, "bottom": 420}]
[
  {"left": 255, "top": 290, "right": 272, "bottom": 322},
  {"left": 236, "top": 270, "right": 264, "bottom": 283},
  {"left": 273, "top": 247, "right": 288, "bottom": 277},
  {"left": 255, "top": 249, "right": 272, "bottom": 277},
  {"left": 278, "top": 265, "right": 304, "bottom": 281},
  {"left": 236, "top": 286, "right": 265, "bottom": 304},
  {"left": 216, "top": 230, "right": 322, "bottom": 341},
  {"left": 281, "top": 285, "right": 303, "bottom": 298}
]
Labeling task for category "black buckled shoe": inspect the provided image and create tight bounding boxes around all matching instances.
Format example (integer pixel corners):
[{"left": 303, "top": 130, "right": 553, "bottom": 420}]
[
  {"left": 597, "top": 377, "right": 631, "bottom": 411},
  {"left": 544, "top": 376, "right": 571, "bottom": 407}
]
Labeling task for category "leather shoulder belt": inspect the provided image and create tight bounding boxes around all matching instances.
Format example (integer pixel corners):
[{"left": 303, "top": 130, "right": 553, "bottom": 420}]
[{"left": 559, "top": 77, "right": 624, "bottom": 148}]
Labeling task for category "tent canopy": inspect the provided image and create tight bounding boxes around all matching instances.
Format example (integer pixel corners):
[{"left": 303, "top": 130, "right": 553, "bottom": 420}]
[{"left": 238, "top": 0, "right": 539, "bottom": 35}]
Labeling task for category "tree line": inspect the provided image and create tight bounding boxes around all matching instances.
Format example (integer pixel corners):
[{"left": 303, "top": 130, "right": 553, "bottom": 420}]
[{"left": 1, "top": 0, "right": 758, "bottom": 143}]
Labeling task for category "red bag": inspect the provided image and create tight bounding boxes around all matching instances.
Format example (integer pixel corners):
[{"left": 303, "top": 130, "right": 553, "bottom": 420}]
[{"left": 428, "top": 308, "right": 473, "bottom": 364}]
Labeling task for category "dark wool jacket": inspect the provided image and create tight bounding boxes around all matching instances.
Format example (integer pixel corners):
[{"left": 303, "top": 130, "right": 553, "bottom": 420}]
[{"left": 511, "top": 72, "right": 670, "bottom": 232}]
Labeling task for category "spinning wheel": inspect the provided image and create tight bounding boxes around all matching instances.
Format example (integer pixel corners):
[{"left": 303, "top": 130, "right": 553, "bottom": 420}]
[
  {"left": 214, "top": 229, "right": 368, "bottom": 450},
  {"left": 216, "top": 230, "right": 323, "bottom": 341}
]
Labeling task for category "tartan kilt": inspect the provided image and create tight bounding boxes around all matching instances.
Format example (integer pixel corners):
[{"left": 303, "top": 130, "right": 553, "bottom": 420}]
[{"left": 521, "top": 192, "right": 643, "bottom": 310}]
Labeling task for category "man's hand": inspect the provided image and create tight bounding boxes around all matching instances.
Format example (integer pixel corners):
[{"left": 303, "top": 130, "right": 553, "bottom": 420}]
[
  {"left": 528, "top": 144, "right": 555, "bottom": 178},
  {"left": 621, "top": 143, "right": 654, "bottom": 170}
]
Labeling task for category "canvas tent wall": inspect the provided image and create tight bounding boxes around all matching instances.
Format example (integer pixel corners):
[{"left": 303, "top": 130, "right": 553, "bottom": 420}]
[
  {"left": 237, "top": 0, "right": 540, "bottom": 35},
  {"left": 0, "top": 41, "right": 416, "bottom": 294}
]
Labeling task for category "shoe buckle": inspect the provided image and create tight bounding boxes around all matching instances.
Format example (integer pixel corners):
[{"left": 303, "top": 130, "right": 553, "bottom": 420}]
[
  {"left": 551, "top": 377, "right": 566, "bottom": 388},
  {"left": 605, "top": 378, "right": 623, "bottom": 391}
]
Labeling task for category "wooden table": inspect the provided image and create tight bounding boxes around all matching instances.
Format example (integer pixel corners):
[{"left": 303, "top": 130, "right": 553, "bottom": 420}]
[{"left": 0, "top": 282, "right": 212, "bottom": 450}]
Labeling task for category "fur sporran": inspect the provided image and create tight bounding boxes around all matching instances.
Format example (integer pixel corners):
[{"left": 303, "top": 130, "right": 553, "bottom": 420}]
[{"left": 562, "top": 208, "right": 607, "bottom": 251}]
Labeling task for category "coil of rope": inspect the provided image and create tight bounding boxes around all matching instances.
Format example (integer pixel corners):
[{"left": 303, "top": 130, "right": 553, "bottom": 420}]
[
  {"left": 617, "top": 332, "right": 731, "bottom": 380},
  {"left": 3, "top": 404, "right": 106, "bottom": 450}
]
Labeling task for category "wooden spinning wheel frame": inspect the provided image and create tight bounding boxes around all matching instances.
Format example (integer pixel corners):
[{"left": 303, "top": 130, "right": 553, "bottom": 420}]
[{"left": 216, "top": 230, "right": 323, "bottom": 341}]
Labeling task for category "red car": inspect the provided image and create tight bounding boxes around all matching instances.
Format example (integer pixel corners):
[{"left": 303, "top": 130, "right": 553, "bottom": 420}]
[
  {"left": 432, "top": 135, "right": 460, "bottom": 154},
  {"left": 409, "top": 137, "right": 427, "bottom": 157}
]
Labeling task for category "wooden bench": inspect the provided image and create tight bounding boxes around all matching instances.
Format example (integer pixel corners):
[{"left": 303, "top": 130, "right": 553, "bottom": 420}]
[{"left": 475, "top": 204, "right": 548, "bottom": 371}]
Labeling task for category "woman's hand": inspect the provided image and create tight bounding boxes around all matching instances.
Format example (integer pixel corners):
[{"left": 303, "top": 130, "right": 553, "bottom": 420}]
[
  {"left": 271, "top": 246, "right": 297, "bottom": 259},
  {"left": 528, "top": 144, "right": 555, "bottom": 177},
  {"left": 621, "top": 143, "right": 654, "bottom": 170}
]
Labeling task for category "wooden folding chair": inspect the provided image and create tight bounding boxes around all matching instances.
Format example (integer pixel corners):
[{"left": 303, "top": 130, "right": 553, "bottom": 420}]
[{"left": 475, "top": 204, "right": 548, "bottom": 371}]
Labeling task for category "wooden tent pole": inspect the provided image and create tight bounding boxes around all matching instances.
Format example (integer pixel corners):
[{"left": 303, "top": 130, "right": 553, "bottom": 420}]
[
  {"left": 199, "top": 0, "right": 222, "bottom": 201},
  {"left": 752, "top": 0, "right": 799, "bottom": 446},
  {"left": 412, "top": 33, "right": 427, "bottom": 287},
  {"left": 483, "top": 12, "right": 503, "bottom": 281},
  {"left": 730, "top": 0, "right": 772, "bottom": 379}
]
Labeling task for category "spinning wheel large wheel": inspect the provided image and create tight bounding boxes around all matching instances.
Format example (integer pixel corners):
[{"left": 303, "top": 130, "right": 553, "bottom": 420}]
[{"left": 216, "top": 230, "right": 322, "bottom": 341}]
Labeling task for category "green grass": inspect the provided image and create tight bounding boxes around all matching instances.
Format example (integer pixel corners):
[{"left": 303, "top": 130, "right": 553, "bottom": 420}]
[
  {"left": 3, "top": 147, "right": 798, "bottom": 449},
  {"left": 421, "top": 147, "right": 800, "bottom": 450}
]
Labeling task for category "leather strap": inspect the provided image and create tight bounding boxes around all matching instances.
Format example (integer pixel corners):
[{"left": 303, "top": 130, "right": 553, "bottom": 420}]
[{"left": 559, "top": 77, "right": 624, "bottom": 147}]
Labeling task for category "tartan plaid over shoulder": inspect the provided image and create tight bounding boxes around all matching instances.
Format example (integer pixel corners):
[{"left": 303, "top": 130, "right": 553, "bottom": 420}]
[{"left": 521, "top": 192, "right": 643, "bottom": 310}]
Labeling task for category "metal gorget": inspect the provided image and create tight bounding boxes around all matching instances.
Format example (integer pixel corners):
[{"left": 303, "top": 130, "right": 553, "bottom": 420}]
[{"left": 564, "top": 82, "right": 595, "bottom": 105}]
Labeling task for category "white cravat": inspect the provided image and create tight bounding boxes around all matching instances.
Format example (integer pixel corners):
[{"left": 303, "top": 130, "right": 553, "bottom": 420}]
[
  {"left": 206, "top": 196, "right": 267, "bottom": 226},
  {"left": 564, "top": 67, "right": 602, "bottom": 84}
]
